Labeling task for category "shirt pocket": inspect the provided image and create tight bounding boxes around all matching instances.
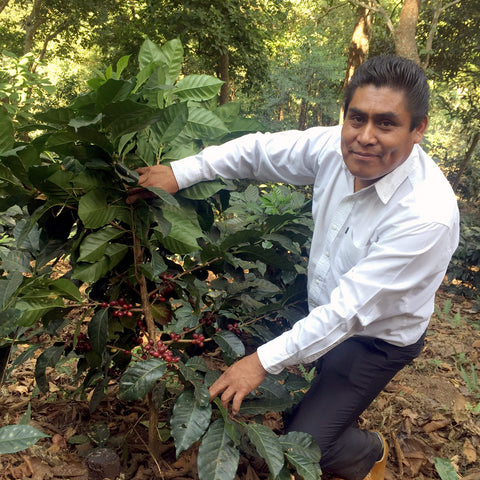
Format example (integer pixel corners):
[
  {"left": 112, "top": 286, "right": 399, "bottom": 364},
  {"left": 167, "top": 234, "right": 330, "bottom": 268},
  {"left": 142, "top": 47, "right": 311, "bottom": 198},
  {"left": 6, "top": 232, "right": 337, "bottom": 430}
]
[{"left": 333, "top": 230, "right": 370, "bottom": 275}]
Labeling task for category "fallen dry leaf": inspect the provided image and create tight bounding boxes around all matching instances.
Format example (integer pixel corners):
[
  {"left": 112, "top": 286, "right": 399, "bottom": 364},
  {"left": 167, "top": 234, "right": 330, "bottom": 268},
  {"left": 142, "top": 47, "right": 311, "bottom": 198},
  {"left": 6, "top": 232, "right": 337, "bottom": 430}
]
[
  {"left": 423, "top": 418, "right": 450, "bottom": 433},
  {"left": 463, "top": 437, "right": 477, "bottom": 464}
]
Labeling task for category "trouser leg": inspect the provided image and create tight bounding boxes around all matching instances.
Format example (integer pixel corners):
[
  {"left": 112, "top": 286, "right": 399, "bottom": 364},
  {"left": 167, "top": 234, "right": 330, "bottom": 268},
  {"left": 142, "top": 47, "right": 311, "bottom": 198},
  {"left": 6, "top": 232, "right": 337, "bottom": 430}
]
[{"left": 284, "top": 334, "right": 425, "bottom": 480}]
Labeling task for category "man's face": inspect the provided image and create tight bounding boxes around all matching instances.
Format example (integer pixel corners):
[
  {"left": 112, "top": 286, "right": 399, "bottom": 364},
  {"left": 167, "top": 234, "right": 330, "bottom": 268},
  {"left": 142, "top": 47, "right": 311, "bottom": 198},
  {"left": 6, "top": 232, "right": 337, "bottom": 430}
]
[{"left": 341, "top": 85, "right": 428, "bottom": 191}]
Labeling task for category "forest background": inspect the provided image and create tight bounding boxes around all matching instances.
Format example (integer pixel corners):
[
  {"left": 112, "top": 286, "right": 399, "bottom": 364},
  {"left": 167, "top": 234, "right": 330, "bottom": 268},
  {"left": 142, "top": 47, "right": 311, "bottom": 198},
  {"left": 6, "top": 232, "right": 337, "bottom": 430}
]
[
  {"left": 2, "top": 0, "right": 480, "bottom": 207},
  {"left": 0, "top": 1, "right": 479, "bottom": 480}
]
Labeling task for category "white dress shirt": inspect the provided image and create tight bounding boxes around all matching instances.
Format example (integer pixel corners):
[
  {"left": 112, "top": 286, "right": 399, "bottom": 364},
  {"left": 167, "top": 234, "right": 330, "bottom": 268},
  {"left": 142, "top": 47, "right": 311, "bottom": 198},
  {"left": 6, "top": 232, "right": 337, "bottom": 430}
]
[{"left": 171, "top": 125, "right": 460, "bottom": 374}]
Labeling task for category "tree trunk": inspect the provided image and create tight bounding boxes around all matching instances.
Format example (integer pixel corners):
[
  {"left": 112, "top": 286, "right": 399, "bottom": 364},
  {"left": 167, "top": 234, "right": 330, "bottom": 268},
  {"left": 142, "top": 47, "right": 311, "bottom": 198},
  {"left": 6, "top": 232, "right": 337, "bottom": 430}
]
[
  {"left": 452, "top": 131, "right": 480, "bottom": 192},
  {"left": 0, "top": 0, "right": 10, "bottom": 15},
  {"left": 340, "top": 2, "right": 373, "bottom": 122},
  {"left": 344, "top": 3, "right": 373, "bottom": 87},
  {"left": 298, "top": 99, "right": 308, "bottom": 130},
  {"left": 394, "top": 0, "right": 421, "bottom": 64},
  {"left": 219, "top": 51, "right": 230, "bottom": 105},
  {"left": 24, "top": 0, "right": 44, "bottom": 54}
]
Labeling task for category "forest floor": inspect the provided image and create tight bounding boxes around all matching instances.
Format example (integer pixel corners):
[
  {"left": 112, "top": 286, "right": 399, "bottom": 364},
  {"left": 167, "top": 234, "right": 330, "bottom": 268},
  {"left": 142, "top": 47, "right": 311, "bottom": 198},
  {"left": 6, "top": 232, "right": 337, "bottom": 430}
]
[{"left": 0, "top": 287, "right": 479, "bottom": 480}]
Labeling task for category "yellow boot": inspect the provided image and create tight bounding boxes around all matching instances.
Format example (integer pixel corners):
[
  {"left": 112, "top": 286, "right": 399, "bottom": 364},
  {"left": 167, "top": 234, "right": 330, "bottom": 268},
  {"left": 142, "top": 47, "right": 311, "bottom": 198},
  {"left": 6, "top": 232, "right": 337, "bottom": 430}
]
[
  {"left": 331, "top": 431, "right": 388, "bottom": 480},
  {"left": 362, "top": 431, "right": 388, "bottom": 480}
]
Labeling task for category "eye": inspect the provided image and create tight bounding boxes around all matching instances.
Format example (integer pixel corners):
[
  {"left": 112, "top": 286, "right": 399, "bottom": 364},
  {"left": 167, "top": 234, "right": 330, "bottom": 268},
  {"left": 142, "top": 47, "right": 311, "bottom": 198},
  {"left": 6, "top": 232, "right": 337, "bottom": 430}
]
[
  {"left": 378, "top": 119, "right": 395, "bottom": 128},
  {"left": 349, "top": 114, "right": 364, "bottom": 125}
]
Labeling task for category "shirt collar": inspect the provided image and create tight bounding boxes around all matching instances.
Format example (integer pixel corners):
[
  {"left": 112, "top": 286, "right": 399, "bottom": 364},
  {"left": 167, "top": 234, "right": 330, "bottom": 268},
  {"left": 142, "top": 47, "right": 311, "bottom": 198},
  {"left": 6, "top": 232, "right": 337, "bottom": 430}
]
[{"left": 373, "top": 148, "right": 418, "bottom": 204}]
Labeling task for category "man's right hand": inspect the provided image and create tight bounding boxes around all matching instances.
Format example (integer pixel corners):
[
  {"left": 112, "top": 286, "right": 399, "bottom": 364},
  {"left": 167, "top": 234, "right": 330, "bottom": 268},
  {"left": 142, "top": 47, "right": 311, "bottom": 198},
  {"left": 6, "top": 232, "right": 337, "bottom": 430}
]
[{"left": 126, "top": 165, "right": 179, "bottom": 204}]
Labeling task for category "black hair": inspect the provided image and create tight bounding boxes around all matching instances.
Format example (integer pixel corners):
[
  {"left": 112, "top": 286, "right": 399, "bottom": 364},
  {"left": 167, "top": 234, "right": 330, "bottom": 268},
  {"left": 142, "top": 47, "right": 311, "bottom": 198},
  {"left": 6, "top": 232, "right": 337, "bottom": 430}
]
[{"left": 343, "top": 55, "right": 430, "bottom": 130}]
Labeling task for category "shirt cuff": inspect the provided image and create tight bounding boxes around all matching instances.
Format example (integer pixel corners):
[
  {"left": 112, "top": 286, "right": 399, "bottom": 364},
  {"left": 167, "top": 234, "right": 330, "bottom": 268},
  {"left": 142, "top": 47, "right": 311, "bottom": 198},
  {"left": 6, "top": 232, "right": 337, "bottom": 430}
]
[
  {"left": 170, "top": 156, "right": 206, "bottom": 190},
  {"left": 257, "top": 335, "right": 291, "bottom": 375}
]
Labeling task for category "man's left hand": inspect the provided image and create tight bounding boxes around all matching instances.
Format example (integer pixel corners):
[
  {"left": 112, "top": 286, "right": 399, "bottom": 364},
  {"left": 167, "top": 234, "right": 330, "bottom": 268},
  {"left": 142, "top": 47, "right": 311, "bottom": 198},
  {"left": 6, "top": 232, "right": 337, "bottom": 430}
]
[{"left": 209, "top": 352, "right": 267, "bottom": 415}]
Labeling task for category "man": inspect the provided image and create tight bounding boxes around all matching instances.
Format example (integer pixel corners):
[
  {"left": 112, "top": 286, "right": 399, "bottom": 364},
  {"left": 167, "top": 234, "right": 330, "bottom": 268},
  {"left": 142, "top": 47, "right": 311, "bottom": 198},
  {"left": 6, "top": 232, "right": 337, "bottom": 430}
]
[{"left": 128, "top": 55, "right": 459, "bottom": 480}]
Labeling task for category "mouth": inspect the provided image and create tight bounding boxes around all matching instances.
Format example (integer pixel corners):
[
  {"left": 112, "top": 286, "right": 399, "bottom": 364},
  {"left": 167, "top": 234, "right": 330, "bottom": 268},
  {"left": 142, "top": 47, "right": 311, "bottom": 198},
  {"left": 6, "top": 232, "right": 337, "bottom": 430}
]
[{"left": 350, "top": 150, "right": 379, "bottom": 159}]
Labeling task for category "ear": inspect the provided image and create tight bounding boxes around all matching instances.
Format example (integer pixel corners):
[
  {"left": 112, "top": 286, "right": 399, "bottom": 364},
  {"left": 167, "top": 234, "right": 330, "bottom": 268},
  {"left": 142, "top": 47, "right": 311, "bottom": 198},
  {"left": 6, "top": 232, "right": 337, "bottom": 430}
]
[{"left": 413, "top": 116, "right": 428, "bottom": 143}]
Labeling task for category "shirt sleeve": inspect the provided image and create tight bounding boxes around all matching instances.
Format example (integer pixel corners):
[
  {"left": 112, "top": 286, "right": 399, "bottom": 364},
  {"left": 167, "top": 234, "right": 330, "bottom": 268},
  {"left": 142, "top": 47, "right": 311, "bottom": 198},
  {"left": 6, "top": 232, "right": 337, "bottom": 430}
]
[
  {"left": 170, "top": 127, "right": 339, "bottom": 188},
  {"left": 257, "top": 218, "right": 459, "bottom": 374}
]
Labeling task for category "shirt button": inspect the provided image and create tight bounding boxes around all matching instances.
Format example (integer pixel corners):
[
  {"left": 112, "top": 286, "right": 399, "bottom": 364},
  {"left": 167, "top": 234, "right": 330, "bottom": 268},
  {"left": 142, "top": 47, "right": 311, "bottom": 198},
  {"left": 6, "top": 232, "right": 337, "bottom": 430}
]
[
  {"left": 325, "top": 251, "right": 330, "bottom": 257},
  {"left": 332, "top": 225, "right": 337, "bottom": 231},
  {"left": 315, "top": 279, "right": 320, "bottom": 284}
]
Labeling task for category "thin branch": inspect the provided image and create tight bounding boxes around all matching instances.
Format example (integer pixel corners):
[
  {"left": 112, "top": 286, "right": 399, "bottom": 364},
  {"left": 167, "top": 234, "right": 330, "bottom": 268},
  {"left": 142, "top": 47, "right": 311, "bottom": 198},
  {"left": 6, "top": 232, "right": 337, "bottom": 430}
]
[
  {"left": 348, "top": 0, "right": 396, "bottom": 35},
  {"left": 0, "top": 0, "right": 10, "bottom": 15},
  {"left": 422, "top": 0, "right": 461, "bottom": 69}
]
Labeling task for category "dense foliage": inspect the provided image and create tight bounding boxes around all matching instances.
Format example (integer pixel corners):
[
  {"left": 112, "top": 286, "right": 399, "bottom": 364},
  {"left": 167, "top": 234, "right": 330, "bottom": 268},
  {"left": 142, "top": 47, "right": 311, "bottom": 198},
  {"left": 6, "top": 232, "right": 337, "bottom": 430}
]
[{"left": 0, "top": 38, "right": 324, "bottom": 478}]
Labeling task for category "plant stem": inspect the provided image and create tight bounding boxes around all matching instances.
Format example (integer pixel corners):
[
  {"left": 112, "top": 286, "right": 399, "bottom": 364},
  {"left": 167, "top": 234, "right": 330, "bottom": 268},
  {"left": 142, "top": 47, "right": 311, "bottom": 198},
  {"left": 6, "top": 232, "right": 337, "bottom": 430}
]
[{"left": 132, "top": 227, "right": 162, "bottom": 462}]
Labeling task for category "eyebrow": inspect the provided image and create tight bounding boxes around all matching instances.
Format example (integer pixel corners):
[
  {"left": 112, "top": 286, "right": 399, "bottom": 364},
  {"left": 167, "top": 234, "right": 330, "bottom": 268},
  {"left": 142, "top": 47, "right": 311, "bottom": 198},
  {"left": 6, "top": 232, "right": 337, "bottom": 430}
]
[{"left": 348, "top": 107, "right": 401, "bottom": 122}]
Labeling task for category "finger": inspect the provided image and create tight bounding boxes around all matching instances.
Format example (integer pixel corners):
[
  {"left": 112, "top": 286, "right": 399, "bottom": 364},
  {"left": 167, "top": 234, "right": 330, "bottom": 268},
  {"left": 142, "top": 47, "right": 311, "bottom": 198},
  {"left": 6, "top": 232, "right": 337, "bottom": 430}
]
[
  {"left": 220, "top": 386, "right": 235, "bottom": 409},
  {"left": 231, "top": 391, "right": 246, "bottom": 416},
  {"left": 209, "top": 376, "right": 228, "bottom": 401}
]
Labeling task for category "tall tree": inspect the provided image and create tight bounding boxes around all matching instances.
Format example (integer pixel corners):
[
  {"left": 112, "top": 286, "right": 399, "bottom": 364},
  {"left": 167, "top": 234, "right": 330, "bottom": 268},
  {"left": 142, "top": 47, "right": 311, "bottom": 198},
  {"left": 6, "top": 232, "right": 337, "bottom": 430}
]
[
  {"left": 350, "top": 0, "right": 460, "bottom": 68},
  {"left": 340, "top": 1, "right": 374, "bottom": 121}
]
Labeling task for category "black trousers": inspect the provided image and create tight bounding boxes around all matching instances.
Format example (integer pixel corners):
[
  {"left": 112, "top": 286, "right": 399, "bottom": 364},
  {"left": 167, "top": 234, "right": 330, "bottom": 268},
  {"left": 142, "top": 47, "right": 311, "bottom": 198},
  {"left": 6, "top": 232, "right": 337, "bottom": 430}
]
[{"left": 284, "top": 334, "right": 426, "bottom": 480}]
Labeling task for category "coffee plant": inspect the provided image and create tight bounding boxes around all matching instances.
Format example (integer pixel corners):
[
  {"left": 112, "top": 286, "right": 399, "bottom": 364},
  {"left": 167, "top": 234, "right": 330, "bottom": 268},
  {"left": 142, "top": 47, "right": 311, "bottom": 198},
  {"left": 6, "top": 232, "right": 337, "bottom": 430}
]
[{"left": 0, "top": 38, "right": 322, "bottom": 479}]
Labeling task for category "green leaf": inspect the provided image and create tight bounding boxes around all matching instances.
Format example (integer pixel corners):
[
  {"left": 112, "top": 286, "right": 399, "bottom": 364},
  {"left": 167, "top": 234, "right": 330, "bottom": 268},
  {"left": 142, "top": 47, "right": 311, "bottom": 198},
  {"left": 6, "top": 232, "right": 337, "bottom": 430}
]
[
  {"left": 144, "top": 186, "right": 179, "bottom": 206},
  {"left": 180, "top": 181, "right": 225, "bottom": 200},
  {"left": 0, "top": 107, "right": 14, "bottom": 154},
  {"left": 116, "top": 54, "right": 130, "bottom": 77},
  {"left": 149, "top": 101, "right": 189, "bottom": 144},
  {"left": 104, "top": 101, "right": 170, "bottom": 140},
  {"left": 78, "top": 190, "right": 129, "bottom": 229},
  {"left": 71, "top": 257, "right": 109, "bottom": 284},
  {"left": 0, "top": 425, "right": 49, "bottom": 454},
  {"left": 138, "top": 38, "right": 163, "bottom": 69},
  {"left": 434, "top": 457, "right": 459, "bottom": 480},
  {"left": 77, "top": 226, "right": 125, "bottom": 262},
  {"left": 239, "top": 397, "right": 296, "bottom": 415},
  {"left": 7, "top": 344, "right": 40, "bottom": 373},
  {"left": 279, "top": 431, "right": 322, "bottom": 480},
  {"left": 88, "top": 308, "right": 109, "bottom": 355},
  {"left": 212, "top": 330, "right": 245, "bottom": 359},
  {"left": 246, "top": 423, "right": 284, "bottom": 477},
  {"left": 140, "top": 250, "right": 168, "bottom": 281},
  {"left": 96, "top": 78, "right": 135, "bottom": 108},
  {"left": 34, "top": 345, "right": 65, "bottom": 393},
  {"left": 235, "top": 245, "right": 295, "bottom": 270},
  {"left": 0, "top": 272, "right": 23, "bottom": 310},
  {"left": 212, "top": 398, "right": 242, "bottom": 446},
  {"left": 177, "top": 360, "right": 210, "bottom": 406},
  {"left": 73, "top": 243, "right": 129, "bottom": 284},
  {"left": 118, "top": 359, "right": 167, "bottom": 401},
  {"left": 16, "top": 296, "right": 66, "bottom": 327},
  {"left": 197, "top": 419, "right": 239, "bottom": 480},
  {"left": 171, "top": 389, "right": 212, "bottom": 456},
  {"left": 220, "top": 229, "right": 263, "bottom": 250},
  {"left": 159, "top": 38, "right": 184, "bottom": 84},
  {"left": 0, "top": 308, "right": 21, "bottom": 337},
  {"left": 184, "top": 107, "right": 229, "bottom": 140},
  {"left": 19, "top": 404, "right": 32, "bottom": 425},
  {"left": 49, "top": 278, "right": 83, "bottom": 302},
  {"left": 69, "top": 113, "right": 103, "bottom": 131},
  {"left": 161, "top": 204, "right": 204, "bottom": 254},
  {"left": 138, "top": 38, "right": 183, "bottom": 84},
  {"left": 174, "top": 75, "right": 224, "bottom": 101}
]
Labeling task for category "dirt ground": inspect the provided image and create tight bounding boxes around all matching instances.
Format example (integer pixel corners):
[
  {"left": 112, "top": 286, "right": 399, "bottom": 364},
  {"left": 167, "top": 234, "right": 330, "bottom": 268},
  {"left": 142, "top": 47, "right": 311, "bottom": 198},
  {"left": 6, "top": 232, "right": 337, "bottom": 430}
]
[{"left": 0, "top": 287, "right": 479, "bottom": 480}]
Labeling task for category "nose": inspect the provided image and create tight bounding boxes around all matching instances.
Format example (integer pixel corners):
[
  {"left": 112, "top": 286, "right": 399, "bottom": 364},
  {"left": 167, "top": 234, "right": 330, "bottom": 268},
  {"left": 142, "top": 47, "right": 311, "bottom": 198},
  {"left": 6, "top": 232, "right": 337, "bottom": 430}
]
[{"left": 357, "top": 121, "right": 377, "bottom": 145}]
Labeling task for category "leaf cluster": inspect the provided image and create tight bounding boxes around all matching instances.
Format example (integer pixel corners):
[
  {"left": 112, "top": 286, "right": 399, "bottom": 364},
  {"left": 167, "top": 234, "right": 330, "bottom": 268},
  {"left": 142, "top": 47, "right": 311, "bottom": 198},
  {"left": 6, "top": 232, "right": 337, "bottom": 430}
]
[{"left": 0, "top": 38, "right": 319, "bottom": 478}]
